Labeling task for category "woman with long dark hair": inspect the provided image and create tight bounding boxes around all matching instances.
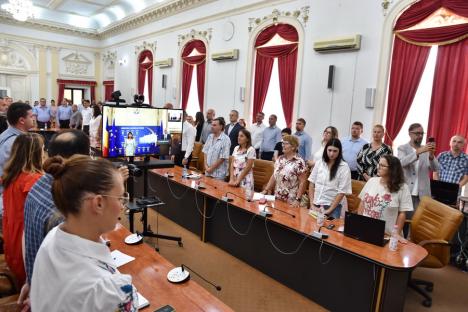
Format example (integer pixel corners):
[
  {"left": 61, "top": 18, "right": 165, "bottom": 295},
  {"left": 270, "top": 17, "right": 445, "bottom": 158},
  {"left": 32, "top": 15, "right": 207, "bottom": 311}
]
[
  {"left": 358, "top": 154, "right": 412, "bottom": 235},
  {"left": 308, "top": 126, "right": 339, "bottom": 168},
  {"left": 89, "top": 104, "right": 102, "bottom": 149},
  {"left": 229, "top": 129, "right": 256, "bottom": 191},
  {"left": 308, "top": 139, "right": 351, "bottom": 219},
  {"left": 194, "top": 111, "right": 205, "bottom": 142},
  {"left": 2, "top": 133, "right": 44, "bottom": 286}
]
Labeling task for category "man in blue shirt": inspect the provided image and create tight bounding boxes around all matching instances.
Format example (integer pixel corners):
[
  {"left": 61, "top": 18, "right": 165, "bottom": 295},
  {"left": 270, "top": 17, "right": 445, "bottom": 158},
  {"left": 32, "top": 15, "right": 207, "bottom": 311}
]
[
  {"left": 342, "top": 121, "right": 368, "bottom": 180},
  {"left": 294, "top": 118, "right": 313, "bottom": 161},
  {"left": 33, "top": 98, "right": 52, "bottom": 129},
  {"left": 0, "top": 102, "right": 34, "bottom": 225},
  {"left": 57, "top": 99, "right": 72, "bottom": 128},
  {"left": 434, "top": 135, "right": 468, "bottom": 188},
  {"left": 260, "top": 114, "right": 282, "bottom": 161}
]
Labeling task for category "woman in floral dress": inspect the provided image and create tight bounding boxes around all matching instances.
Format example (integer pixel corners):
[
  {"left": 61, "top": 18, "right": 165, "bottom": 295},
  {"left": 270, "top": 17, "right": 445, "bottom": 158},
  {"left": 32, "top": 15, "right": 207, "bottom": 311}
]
[
  {"left": 262, "top": 135, "right": 308, "bottom": 206},
  {"left": 229, "top": 129, "right": 256, "bottom": 191}
]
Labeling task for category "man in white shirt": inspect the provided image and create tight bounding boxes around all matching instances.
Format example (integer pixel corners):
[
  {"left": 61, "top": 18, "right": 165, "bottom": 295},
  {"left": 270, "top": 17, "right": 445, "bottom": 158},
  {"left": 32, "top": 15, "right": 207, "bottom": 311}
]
[
  {"left": 398, "top": 123, "right": 439, "bottom": 214},
  {"left": 172, "top": 111, "right": 196, "bottom": 168},
  {"left": 249, "top": 112, "right": 266, "bottom": 158},
  {"left": 81, "top": 99, "right": 93, "bottom": 135}
]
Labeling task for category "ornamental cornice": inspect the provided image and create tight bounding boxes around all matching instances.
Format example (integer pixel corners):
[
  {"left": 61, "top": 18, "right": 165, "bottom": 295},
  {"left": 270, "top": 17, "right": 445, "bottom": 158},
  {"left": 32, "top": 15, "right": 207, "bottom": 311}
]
[
  {"left": 135, "top": 41, "right": 157, "bottom": 55},
  {"left": 248, "top": 6, "right": 310, "bottom": 32},
  {"left": 177, "top": 28, "right": 212, "bottom": 46}
]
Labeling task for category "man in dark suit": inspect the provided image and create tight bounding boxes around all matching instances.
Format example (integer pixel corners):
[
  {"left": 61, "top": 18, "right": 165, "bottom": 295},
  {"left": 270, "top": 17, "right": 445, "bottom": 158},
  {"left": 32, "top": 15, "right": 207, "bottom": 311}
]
[{"left": 224, "top": 109, "right": 244, "bottom": 155}]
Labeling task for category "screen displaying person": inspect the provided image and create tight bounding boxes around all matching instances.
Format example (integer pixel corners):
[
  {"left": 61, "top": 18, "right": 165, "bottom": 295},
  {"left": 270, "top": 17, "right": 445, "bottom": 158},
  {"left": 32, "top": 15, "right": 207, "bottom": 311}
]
[{"left": 124, "top": 132, "right": 137, "bottom": 156}]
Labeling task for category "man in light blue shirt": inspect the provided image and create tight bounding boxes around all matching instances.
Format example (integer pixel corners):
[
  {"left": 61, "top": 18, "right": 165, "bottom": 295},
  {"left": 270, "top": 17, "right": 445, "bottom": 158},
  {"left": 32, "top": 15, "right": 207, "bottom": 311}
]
[
  {"left": 0, "top": 102, "right": 34, "bottom": 224},
  {"left": 33, "top": 98, "right": 52, "bottom": 129},
  {"left": 260, "top": 114, "right": 282, "bottom": 161},
  {"left": 342, "top": 121, "right": 368, "bottom": 180},
  {"left": 202, "top": 117, "right": 231, "bottom": 180},
  {"left": 294, "top": 118, "right": 312, "bottom": 161},
  {"left": 57, "top": 99, "right": 72, "bottom": 128}
]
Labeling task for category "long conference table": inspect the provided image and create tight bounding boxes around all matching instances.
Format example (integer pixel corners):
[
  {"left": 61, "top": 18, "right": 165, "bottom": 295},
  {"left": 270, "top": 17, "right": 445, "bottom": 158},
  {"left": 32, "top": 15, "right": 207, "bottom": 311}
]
[
  {"left": 137, "top": 166, "right": 428, "bottom": 312},
  {"left": 103, "top": 224, "right": 233, "bottom": 311}
]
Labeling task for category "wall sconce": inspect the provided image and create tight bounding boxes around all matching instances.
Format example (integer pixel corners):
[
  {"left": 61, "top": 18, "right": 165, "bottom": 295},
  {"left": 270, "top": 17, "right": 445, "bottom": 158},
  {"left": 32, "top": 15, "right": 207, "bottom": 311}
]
[{"left": 118, "top": 58, "right": 127, "bottom": 66}]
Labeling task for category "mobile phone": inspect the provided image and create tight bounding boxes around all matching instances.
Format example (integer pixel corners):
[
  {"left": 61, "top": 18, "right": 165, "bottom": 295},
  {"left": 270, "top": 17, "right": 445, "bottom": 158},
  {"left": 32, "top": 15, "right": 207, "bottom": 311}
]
[
  {"left": 327, "top": 224, "right": 335, "bottom": 230},
  {"left": 326, "top": 215, "right": 335, "bottom": 221},
  {"left": 427, "top": 137, "right": 435, "bottom": 143},
  {"left": 154, "top": 305, "right": 175, "bottom": 312}
]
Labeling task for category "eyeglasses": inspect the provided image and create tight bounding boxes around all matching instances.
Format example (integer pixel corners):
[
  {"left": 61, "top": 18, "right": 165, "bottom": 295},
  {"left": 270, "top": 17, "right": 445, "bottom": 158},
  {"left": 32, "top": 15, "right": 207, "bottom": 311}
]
[
  {"left": 410, "top": 132, "right": 425, "bottom": 136},
  {"left": 101, "top": 192, "right": 130, "bottom": 207}
]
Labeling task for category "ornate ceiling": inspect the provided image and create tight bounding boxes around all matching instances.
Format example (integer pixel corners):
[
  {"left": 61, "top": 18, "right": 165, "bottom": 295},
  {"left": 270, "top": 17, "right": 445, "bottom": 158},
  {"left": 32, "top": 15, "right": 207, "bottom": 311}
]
[{"left": 0, "top": 0, "right": 216, "bottom": 39}]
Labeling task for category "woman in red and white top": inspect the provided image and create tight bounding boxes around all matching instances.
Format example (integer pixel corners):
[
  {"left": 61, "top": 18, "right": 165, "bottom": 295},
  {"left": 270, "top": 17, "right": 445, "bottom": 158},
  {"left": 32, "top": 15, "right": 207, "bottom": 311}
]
[
  {"left": 2, "top": 133, "right": 44, "bottom": 287},
  {"left": 358, "top": 154, "right": 413, "bottom": 235}
]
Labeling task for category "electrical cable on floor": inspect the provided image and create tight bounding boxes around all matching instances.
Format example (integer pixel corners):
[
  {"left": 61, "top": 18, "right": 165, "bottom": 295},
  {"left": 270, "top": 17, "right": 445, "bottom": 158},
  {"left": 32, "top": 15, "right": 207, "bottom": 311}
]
[
  {"left": 225, "top": 201, "right": 257, "bottom": 236},
  {"left": 318, "top": 239, "right": 335, "bottom": 265},
  {"left": 264, "top": 217, "right": 308, "bottom": 255},
  {"left": 194, "top": 189, "right": 219, "bottom": 219}
]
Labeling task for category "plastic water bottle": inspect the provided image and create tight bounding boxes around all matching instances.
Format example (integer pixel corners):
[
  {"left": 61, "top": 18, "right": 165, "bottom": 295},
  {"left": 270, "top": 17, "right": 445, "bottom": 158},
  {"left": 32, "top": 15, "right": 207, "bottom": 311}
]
[
  {"left": 182, "top": 167, "right": 188, "bottom": 179},
  {"left": 389, "top": 225, "right": 399, "bottom": 251},
  {"left": 245, "top": 188, "right": 252, "bottom": 201},
  {"left": 317, "top": 206, "right": 325, "bottom": 227}
]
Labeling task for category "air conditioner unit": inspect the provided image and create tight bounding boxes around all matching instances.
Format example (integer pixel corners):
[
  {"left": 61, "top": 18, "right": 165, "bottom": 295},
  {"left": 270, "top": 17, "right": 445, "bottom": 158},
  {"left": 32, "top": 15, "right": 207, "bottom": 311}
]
[
  {"left": 154, "top": 58, "right": 173, "bottom": 68},
  {"left": 211, "top": 49, "right": 239, "bottom": 61},
  {"left": 313, "top": 35, "right": 362, "bottom": 53}
]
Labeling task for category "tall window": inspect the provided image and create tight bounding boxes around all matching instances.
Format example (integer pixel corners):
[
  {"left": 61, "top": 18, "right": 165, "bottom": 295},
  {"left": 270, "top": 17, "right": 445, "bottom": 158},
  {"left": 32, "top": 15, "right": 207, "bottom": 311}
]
[
  {"left": 252, "top": 24, "right": 299, "bottom": 128},
  {"left": 384, "top": 3, "right": 468, "bottom": 153},
  {"left": 138, "top": 50, "right": 153, "bottom": 105},
  {"left": 64, "top": 88, "right": 84, "bottom": 105},
  {"left": 181, "top": 40, "right": 206, "bottom": 114}
]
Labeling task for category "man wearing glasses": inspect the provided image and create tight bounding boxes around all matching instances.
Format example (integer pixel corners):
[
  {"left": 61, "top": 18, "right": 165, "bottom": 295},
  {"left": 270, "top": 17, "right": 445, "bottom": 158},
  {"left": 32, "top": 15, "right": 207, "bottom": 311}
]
[{"left": 398, "top": 123, "right": 439, "bottom": 213}]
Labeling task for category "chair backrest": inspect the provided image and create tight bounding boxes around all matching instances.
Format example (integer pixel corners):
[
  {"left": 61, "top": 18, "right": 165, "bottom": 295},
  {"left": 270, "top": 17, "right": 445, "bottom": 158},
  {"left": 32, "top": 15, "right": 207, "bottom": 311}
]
[
  {"left": 411, "top": 196, "right": 463, "bottom": 266},
  {"left": 253, "top": 159, "right": 274, "bottom": 192},
  {"left": 191, "top": 142, "right": 203, "bottom": 159},
  {"left": 346, "top": 180, "right": 366, "bottom": 213}
]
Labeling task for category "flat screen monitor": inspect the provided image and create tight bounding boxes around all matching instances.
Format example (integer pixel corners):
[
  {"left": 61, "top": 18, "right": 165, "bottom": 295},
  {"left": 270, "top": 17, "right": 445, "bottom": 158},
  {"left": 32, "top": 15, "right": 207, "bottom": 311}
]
[{"left": 101, "top": 105, "right": 183, "bottom": 158}]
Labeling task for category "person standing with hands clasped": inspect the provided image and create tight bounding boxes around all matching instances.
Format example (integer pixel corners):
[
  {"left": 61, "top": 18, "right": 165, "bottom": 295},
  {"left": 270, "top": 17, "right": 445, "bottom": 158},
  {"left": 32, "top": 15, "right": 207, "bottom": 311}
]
[
  {"left": 308, "top": 139, "right": 352, "bottom": 219},
  {"left": 229, "top": 129, "right": 256, "bottom": 191}
]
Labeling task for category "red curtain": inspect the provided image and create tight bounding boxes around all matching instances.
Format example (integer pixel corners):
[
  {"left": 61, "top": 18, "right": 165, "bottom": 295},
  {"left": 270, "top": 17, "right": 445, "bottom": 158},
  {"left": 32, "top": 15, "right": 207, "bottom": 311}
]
[
  {"left": 90, "top": 86, "right": 95, "bottom": 103},
  {"left": 252, "top": 24, "right": 299, "bottom": 127},
  {"left": 138, "top": 50, "right": 153, "bottom": 105},
  {"left": 181, "top": 40, "right": 206, "bottom": 112},
  {"left": 427, "top": 39, "right": 468, "bottom": 154},
  {"left": 58, "top": 82, "right": 65, "bottom": 104},
  {"left": 384, "top": 38, "right": 430, "bottom": 145},
  {"left": 103, "top": 81, "right": 114, "bottom": 101}
]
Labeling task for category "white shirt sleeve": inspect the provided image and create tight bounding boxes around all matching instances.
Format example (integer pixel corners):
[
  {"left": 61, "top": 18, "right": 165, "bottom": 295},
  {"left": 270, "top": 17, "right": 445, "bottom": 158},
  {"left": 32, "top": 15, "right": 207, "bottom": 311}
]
[
  {"left": 336, "top": 163, "right": 352, "bottom": 194},
  {"left": 85, "top": 274, "right": 138, "bottom": 312},
  {"left": 308, "top": 160, "right": 319, "bottom": 183},
  {"left": 398, "top": 183, "right": 414, "bottom": 212},
  {"left": 184, "top": 126, "right": 196, "bottom": 159}
]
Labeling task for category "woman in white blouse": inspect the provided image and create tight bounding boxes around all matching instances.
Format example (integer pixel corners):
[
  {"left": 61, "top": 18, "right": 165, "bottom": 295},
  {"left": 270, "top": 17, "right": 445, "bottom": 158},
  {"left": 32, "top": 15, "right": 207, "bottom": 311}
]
[
  {"left": 309, "top": 139, "right": 352, "bottom": 219},
  {"left": 124, "top": 132, "right": 137, "bottom": 156},
  {"left": 308, "top": 126, "right": 339, "bottom": 168},
  {"left": 30, "top": 155, "right": 137, "bottom": 311},
  {"left": 229, "top": 129, "right": 256, "bottom": 191},
  {"left": 89, "top": 105, "right": 102, "bottom": 150}
]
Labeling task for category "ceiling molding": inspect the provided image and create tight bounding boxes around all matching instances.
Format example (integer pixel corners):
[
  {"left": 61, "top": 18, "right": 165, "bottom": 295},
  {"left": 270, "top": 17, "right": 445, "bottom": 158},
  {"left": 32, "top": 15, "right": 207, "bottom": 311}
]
[{"left": 47, "top": 0, "right": 64, "bottom": 10}]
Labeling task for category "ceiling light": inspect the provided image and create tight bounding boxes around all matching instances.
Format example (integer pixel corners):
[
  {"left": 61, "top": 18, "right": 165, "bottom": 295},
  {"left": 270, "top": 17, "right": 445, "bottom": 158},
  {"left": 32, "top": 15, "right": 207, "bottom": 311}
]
[{"left": 1, "top": 0, "right": 35, "bottom": 22}]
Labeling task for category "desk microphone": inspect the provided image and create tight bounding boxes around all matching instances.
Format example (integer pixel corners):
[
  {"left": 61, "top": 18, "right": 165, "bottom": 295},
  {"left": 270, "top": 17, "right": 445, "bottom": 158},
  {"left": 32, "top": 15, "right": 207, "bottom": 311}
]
[
  {"left": 164, "top": 171, "right": 174, "bottom": 178},
  {"left": 167, "top": 264, "right": 222, "bottom": 291},
  {"left": 264, "top": 205, "right": 296, "bottom": 218},
  {"left": 223, "top": 191, "right": 246, "bottom": 203}
]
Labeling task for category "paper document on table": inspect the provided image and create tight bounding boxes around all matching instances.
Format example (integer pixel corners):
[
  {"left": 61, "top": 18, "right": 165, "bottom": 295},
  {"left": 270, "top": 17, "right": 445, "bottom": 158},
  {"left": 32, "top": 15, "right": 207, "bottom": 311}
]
[
  {"left": 137, "top": 292, "right": 150, "bottom": 309},
  {"left": 111, "top": 250, "right": 135, "bottom": 268},
  {"left": 252, "top": 192, "right": 275, "bottom": 202}
]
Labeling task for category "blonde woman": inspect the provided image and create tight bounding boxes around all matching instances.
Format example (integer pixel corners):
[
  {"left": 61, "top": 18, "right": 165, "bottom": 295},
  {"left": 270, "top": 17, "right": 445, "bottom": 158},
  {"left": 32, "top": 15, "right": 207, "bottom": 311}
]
[
  {"left": 2, "top": 133, "right": 44, "bottom": 287},
  {"left": 262, "top": 135, "right": 308, "bottom": 206}
]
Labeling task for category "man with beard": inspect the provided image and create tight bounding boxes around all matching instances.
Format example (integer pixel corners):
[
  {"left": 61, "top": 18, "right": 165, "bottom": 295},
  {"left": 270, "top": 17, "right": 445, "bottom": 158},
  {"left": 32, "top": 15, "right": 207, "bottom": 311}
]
[{"left": 398, "top": 123, "right": 439, "bottom": 214}]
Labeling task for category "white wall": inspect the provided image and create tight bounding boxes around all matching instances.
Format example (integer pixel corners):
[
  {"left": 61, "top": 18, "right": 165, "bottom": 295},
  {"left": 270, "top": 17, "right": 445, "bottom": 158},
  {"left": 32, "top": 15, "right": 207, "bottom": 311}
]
[
  {"left": 1, "top": 0, "right": 396, "bottom": 153},
  {"left": 108, "top": 0, "right": 387, "bottom": 152}
]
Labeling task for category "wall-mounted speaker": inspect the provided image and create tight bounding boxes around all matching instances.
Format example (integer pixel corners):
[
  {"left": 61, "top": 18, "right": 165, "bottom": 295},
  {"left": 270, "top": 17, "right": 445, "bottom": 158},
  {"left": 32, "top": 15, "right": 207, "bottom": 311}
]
[
  {"left": 162, "top": 74, "right": 167, "bottom": 89},
  {"left": 365, "top": 88, "right": 376, "bottom": 108},
  {"left": 240, "top": 87, "right": 245, "bottom": 102},
  {"left": 327, "top": 65, "right": 335, "bottom": 89}
]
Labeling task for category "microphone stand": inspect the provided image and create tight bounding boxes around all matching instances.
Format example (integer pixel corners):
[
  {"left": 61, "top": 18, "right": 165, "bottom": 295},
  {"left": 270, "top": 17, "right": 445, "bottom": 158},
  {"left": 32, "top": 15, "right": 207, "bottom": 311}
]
[
  {"left": 181, "top": 264, "right": 222, "bottom": 291},
  {"left": 264, "top": 205, "right": 296, "bottom": 218}
]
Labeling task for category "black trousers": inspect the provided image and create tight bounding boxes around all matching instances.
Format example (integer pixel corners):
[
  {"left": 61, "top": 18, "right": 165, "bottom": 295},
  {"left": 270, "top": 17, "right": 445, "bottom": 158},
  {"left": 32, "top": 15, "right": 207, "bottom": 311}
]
[
  {"left": 175, "top": 151, "right": 192, "bottom": 168},
  {"left": 37, "top": 121, "right": 51, "bottom": 129},
  {"left": 83, "top": 125, "right": 90, "bottom": 135},
  {"left": 59, "top": 119, "right": 70, "bottom": 129},
  {"left": 260, "top": 151, "right": 274, "bottom": 161}
]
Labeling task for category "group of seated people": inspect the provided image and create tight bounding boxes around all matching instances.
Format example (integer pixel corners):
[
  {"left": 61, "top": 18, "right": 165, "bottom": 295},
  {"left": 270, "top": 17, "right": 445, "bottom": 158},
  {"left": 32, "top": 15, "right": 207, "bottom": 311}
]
[{"left": 0, "top": 98, "right": 465, "bottom": 310}]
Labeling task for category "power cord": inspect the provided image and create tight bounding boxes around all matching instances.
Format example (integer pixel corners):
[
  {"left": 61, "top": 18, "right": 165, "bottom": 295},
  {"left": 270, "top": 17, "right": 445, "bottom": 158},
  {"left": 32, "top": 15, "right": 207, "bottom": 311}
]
[
  {"left": 264, "top": 217, "right": 308, "bottom": 255},
  {"left": 225, "top": 201, "right": 257, "bottom": 236}
]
